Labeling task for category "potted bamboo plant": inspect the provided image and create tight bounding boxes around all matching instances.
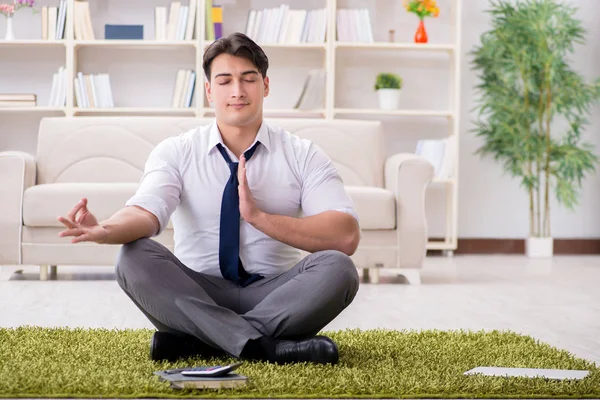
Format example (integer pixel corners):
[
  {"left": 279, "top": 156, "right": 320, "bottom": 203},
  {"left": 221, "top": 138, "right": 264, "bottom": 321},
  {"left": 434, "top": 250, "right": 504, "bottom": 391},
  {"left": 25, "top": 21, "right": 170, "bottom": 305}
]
[
  {"left": 374, "top": 72, "right": 402, "bottom": 110},
  {"left": 470, "top": 0, "right": 600, "bottom": 258}
]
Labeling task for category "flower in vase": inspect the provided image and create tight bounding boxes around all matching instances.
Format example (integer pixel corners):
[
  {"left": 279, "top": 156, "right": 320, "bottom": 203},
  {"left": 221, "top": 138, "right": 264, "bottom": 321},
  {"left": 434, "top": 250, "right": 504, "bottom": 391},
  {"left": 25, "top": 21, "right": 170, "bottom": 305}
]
[
  {"left": 404, "top": 0, "right": 440, "bottom": 20},
  {"left": 0, "top": 0, "right": 35, "bottom": 17}
]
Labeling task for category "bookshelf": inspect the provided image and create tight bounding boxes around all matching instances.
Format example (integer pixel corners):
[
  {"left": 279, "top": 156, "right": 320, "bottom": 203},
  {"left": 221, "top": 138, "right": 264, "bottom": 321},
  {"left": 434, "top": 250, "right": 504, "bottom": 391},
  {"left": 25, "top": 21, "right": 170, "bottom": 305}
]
[
  {"left": 0, "top": 0, "right": 461, "bottom": 254},
  {"left": 73, "top": 40, "right": 197, "bottom": 48}
]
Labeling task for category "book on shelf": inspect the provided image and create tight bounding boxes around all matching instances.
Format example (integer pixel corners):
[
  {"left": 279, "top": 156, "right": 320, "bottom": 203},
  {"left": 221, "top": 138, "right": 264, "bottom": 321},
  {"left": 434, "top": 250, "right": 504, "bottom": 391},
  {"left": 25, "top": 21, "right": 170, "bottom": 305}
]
[
  {"left": 74, "top": 1, "right": 95, "bottom": 40},
  {"left": 154, "top": 6, "right": 167, "bottom": 40},
  {"left": 415, "top": 135, "right": 457, "bottom": 180},
  {"left": 212, "top": 5, "right": 222, "bottom": 40},
  {"left": 154, "top": 370, "right": 247, "bottom": 390},
  {"left": 244, "top": 5, "right": 327, "bottom": 44},
  {"left": 48, "top": 66, "right": 66, "bottom": 107},
  {"left": 172, "top": 69, "right": 196, "bottom": 108},
  {"left": 336, "top": 9, "right": 373, "bottom": 42},
  {"left": 294, "top": 69, "right": 326, "bottom": 110},
  {"left": 157, "top": 0, "right": 196, "bottom": 41},
  {"left": 74, "top": 72, "right": 114, "bottom": 108},
  {"left": 105, "top": 24, "right": 143, "bottom": 40},
  {"left": 0, "top": 94, "right": 37, "bottom": 107},
  {"left": 204, "top": 0, "right": 222, "bottom": 41},
  {"left": 41, "top": 0, "right": 67, "bottom": 40}
]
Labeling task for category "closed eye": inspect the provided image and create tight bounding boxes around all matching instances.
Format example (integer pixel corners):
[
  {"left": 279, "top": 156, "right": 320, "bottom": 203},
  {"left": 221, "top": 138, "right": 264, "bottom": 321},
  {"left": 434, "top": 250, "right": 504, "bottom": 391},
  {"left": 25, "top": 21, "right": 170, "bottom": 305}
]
[{"left": 217, "top": 80, "right": 255, "bottom": 85}]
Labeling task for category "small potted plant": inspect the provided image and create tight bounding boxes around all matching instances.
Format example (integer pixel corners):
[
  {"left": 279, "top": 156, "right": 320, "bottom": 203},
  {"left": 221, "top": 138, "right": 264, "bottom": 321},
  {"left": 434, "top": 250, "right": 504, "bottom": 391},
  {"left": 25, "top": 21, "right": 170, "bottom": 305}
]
[{"left": 374, "top": 72, "right": 402, "bottom": 110}]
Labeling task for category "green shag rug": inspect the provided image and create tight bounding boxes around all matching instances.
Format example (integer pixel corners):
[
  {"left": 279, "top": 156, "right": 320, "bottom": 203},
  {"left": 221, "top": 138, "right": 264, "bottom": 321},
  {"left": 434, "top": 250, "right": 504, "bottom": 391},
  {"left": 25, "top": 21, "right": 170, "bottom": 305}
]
[{"left": 0, "top": 327, "right": 598, "bottom": 398}]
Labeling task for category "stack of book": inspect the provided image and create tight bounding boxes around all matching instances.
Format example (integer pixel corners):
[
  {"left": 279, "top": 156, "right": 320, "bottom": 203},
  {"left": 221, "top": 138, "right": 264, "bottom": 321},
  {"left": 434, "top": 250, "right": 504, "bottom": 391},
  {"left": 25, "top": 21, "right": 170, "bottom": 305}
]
[
  {"left": 154, "top": 370, "right": 247, "bottom": 390},
  {"left": 171, "top": 69, "right": 196, "bottom": 108},
  {"left": 40, "top": 0, "right": 67, "bottom": 40},
  {"left": 48, "top": 66, "right": 67, "bottom": 107},
  {"left": 336, "top": 8, "right": 374, "bottom": 42},
  {"left": 74, "top": 72, "right": 114, "bottom": 108},
  {"left": 0, "top": 94, "right": 36, "bottom": 107},
  {"left": 154, "top": 0, "right": 197, "bottom": 41},
  {"left": 294, "top": 69, "right": 326, "bottom": 110},
  {"left": 73, "top": 0, "right": 95, "bottom": 40},
  {"left": 244, "top": 5, "right": 327, "bottom": 44}
]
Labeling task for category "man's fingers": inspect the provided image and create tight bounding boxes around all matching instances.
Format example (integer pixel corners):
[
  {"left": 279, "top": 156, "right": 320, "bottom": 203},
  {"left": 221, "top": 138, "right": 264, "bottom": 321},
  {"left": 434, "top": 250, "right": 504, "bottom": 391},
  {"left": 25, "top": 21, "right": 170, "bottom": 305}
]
[
  {"left": 240, "top": 167, "right": 246, "bottom": 187},
  {"left": 57, "top": 216, "right": 77, "bottom": 229},
  {"left": 72, "top": 233, "right": 90, "bottom": 244},
  {"left": 77, "top": 199, "right": 89, "bottom": 222},
  {"left": 76, "top": 211, "right": 88, "bottom": 225},
  {"left": 67, "top": 199, "right": 85, "bottom": 222},
  {"left": 237, "top": 156, "right": 245, "bottom": 182},
  {"left": 59, "top": 227, "right": 84, "bottom": 238}
]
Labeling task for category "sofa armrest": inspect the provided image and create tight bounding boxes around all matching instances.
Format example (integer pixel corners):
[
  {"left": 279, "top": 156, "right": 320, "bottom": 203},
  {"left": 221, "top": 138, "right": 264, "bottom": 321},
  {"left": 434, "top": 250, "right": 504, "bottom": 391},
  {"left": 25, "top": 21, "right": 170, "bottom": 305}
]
[
  {"left": 0, "top": 151, "right": 36, "bottom": 265},
  {"left": 384, "top": 153, "right": 434, "bottom": 269}
]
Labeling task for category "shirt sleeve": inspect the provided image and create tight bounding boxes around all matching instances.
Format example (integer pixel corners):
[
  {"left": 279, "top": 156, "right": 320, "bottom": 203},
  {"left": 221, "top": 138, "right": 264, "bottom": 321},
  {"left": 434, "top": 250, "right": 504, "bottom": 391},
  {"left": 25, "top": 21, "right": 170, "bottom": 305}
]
[
  {"left": 300, "top": 142, "right": 360, "bottom": 225},
  {"left": 125, "top": 137, "right": 182, "bottom": 236}
]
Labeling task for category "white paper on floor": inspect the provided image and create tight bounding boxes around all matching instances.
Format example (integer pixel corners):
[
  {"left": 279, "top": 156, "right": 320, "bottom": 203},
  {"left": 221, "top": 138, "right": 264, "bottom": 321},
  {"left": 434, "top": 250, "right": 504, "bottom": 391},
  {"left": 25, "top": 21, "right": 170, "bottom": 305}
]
[{"left": 464, "top": 366, "right": 589, "bottom": 380}]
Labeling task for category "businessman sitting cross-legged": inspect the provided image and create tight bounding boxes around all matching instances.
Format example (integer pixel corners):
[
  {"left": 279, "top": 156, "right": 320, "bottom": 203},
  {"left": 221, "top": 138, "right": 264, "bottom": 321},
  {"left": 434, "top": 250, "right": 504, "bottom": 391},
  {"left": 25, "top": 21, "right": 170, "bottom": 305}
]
[{"left": 57, "top": 32, "right": 361, "bottom": 365}]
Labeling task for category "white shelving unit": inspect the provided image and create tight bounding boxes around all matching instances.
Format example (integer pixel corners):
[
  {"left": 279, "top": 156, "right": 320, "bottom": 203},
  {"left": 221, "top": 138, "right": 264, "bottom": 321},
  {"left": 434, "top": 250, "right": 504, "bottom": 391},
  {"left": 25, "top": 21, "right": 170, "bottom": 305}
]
[{"left": 0, "top": 0, "right": 461, "bottom": 253}]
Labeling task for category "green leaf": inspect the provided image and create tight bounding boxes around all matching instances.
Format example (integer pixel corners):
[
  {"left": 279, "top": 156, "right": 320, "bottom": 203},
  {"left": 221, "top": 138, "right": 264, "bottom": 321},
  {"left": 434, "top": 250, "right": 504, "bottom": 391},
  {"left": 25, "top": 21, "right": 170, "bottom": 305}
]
[{"left": 374, "top": 72, "right": 402, "bottom": 90}]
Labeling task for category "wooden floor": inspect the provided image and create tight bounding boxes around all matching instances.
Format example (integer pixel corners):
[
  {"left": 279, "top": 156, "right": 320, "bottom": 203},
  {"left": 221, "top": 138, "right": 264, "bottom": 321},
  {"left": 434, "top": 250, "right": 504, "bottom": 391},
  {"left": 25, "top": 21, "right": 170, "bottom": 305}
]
[{"left": 2, "top": 254, "right": 599, "bottom": 365}]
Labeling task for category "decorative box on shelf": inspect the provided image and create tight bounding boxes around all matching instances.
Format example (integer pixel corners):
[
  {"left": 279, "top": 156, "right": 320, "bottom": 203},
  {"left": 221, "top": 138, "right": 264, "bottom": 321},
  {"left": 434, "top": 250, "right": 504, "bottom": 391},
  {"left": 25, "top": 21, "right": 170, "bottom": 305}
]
[{"left": 105, "top": 25, "right": 144, "bottom": 40}]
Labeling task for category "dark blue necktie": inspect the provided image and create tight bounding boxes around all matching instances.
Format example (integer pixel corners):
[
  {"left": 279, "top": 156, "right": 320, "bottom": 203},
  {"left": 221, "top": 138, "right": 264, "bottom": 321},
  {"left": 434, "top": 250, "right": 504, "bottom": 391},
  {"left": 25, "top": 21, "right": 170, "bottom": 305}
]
[{"left": 216, "top": 141, "right": 264, "bottom": 287}]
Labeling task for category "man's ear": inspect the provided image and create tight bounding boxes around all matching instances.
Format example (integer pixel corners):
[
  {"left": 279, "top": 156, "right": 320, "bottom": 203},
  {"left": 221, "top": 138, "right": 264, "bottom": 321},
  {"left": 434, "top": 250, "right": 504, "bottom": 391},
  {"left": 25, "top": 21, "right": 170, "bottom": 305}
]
[
  {"left": 263, "top": 76, "right": 270, "bottom": 97},
  {"left": 205, "top": 78, "right": 212, "bottom": 103}
]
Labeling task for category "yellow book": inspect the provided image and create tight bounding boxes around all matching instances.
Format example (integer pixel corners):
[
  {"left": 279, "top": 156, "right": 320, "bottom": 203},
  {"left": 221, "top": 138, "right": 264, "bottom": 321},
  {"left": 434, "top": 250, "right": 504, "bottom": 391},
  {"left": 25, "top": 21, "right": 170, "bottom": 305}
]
[{"left": 212, "top": 6, "right": 222, "bottom": 23}]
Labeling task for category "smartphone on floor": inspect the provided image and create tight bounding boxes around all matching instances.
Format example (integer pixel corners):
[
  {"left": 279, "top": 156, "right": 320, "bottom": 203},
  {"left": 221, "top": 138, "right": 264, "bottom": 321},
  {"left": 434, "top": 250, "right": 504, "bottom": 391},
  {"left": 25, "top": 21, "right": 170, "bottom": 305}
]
[{"left": 180, "top": 361, "right": 243, "bottom": 377}]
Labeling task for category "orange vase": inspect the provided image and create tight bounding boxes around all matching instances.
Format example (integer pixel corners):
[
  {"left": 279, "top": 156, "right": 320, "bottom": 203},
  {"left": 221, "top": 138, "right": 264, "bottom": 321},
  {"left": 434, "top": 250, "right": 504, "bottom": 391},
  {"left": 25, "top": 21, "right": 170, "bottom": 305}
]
[{"left": 414, "top": 19, "right": 428, "bottom": 43}]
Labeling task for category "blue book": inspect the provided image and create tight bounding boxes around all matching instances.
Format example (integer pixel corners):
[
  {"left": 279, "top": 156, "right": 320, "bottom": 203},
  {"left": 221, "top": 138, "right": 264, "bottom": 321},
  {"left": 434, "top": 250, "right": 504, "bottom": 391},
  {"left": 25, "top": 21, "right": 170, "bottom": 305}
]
[{"left": 105, "top": 24, "right": 144, "bottom": 40}]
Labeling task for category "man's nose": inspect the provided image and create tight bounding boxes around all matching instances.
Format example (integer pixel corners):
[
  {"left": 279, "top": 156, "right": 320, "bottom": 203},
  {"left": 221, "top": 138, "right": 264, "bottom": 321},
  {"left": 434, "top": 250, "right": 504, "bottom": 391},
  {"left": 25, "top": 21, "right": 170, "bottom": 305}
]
[{"left": 231, "top": 81, "right": 246, "bottom": 98}]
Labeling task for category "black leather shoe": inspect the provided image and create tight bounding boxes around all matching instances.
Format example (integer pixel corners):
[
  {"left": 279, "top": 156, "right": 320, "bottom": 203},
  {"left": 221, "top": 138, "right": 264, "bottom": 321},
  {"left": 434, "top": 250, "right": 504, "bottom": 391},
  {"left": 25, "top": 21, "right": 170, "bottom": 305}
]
[
  {"left": 274, "top": 335, "right": 339, "bottom": 365},
  {"left": 150, "top": 331, "right": 226, "bottom": 362}
]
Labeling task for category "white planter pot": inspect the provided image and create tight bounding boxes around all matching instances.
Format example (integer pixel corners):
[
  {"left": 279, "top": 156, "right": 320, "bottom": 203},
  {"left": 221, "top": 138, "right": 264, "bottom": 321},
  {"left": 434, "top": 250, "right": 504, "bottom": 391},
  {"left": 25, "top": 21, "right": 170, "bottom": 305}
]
[
  {"left": 526, "top": 236, "right": 553, "bottom": 258},
  {"left": 377, "top": 89, "right": 401, "bottom": 110}
]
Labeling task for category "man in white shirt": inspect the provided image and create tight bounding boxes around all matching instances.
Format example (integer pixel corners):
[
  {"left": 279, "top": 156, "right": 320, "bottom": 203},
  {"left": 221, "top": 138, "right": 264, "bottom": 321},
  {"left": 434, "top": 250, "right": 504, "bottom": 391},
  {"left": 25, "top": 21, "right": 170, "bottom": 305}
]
[{"left": 57, "top": 32, "right": 361, "bottom": 365}]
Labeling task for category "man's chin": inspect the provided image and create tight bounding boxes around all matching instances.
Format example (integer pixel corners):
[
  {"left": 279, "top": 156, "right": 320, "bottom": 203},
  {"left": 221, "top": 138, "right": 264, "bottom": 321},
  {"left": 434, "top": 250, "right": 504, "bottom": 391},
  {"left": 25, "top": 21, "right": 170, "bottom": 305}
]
[{"left": 220, "top": 109, "right": 261, "bottom": 126}]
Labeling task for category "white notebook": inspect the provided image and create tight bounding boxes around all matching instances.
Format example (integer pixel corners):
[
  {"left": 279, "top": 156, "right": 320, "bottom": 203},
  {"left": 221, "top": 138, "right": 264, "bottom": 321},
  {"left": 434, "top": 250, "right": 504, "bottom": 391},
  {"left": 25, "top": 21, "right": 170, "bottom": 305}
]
[{"left": 464, "top": 366, "right": 589, "bottom": 380}]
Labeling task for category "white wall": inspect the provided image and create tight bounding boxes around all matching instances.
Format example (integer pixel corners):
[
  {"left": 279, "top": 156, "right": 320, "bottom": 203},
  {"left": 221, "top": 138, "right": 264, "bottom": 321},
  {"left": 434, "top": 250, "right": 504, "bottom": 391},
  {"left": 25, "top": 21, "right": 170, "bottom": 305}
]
[{"left": 0, "top": 0, "right": 598, "bottom": 239}]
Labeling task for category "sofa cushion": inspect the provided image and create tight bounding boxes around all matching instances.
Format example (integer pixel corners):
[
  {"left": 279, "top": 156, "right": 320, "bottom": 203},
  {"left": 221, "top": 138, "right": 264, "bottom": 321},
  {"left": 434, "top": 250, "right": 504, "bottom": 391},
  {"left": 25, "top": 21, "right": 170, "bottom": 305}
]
[
  {"left": 36, "top": 117, "right": 385, "bottom": 187},
  {"left": 344, "top": 186, "right": 396, "bottom": 230},
  {"left": 21, "top": 183, "right": 158, "bottom": 228},
  {"left": 23, "top": 183, "right": 395, "bottom": 230}
]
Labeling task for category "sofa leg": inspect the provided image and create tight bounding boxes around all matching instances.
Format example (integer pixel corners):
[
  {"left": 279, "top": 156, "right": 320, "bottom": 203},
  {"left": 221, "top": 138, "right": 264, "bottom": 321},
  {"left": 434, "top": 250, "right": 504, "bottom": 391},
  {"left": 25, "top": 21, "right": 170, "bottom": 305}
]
[
  {"left": 50, "top": 265, "right": 57, "bottom": 277},
  {"left": 40, "top": 265, "right": 48, "bottom": 281},
  {"left": 369, "top": 268, "right": 380, "bottom": 284},
  {"left": 398, "top": 269, "right": 421, "bottom": 285}
]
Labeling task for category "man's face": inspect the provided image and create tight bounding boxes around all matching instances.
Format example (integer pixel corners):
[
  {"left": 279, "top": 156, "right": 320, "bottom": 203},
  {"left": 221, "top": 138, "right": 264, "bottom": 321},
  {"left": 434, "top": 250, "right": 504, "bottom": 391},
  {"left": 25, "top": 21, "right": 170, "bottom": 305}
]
[{"left": 205, "top": 53, "right": 270, "bottom": 127}]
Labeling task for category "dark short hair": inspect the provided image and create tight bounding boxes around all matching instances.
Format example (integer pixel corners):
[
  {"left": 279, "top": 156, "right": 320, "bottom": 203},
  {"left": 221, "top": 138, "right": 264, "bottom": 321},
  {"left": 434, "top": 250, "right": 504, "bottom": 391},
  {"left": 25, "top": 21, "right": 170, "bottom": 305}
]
[{"left": 202, "top": 32, "right": 269, "bottom": 81}]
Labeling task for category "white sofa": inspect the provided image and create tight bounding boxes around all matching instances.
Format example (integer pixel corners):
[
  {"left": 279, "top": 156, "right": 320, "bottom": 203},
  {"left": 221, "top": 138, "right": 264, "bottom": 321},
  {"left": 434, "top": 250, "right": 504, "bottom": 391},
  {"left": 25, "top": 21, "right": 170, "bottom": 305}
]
[{"left": 0, "top": 117, "right": 433, "bottom": 283}]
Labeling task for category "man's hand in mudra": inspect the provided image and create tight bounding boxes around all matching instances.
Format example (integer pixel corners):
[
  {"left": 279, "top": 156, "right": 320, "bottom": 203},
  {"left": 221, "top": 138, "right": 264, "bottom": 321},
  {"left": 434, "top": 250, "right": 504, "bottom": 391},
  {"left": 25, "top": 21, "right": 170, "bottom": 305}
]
[
  {"left": 57, "top": 197, "right": 108, "bottom": 244},
  {"left": 238, "top": 153, "right": 264, "bottom": 225}
]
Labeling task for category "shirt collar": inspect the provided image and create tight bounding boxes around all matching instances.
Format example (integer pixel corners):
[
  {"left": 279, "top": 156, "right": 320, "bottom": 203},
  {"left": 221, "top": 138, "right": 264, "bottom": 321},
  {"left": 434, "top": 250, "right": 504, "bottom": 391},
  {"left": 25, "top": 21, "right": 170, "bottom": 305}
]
[{"left": 207, "top": 119, "right": 271, "bottom": 155}]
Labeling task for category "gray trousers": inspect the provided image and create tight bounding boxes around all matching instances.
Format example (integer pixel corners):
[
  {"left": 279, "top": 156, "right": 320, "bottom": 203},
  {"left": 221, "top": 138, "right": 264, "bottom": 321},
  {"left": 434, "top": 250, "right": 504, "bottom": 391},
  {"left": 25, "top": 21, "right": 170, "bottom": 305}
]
[{"left": 115, "top": 238, "right": 359, "bottom": 357}]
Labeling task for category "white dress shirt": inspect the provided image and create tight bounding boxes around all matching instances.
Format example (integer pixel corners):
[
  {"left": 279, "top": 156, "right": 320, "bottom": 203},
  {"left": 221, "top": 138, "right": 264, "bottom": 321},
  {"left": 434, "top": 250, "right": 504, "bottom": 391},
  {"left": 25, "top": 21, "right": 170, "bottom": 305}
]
[{"left": 125, "top": 119, "right": 359, "bottom": 277}]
